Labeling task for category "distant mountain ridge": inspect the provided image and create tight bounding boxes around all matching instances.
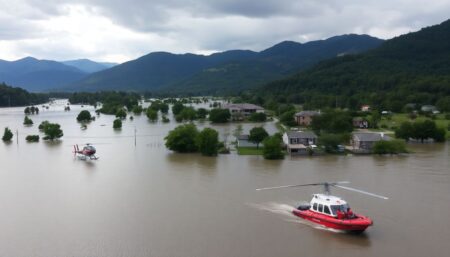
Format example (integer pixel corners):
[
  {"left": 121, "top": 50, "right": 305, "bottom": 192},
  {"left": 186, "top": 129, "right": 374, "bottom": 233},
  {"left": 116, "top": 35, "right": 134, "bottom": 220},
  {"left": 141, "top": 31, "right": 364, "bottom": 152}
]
[
  {"left": 62, "top": 59, "right": 118, "bottom": 73},
  {"left": 0, "top": 57, "right": 87, "bottom": 92},
  {"left": 66, "top": 34, "right": 383, "bottom": 93},
  {"left": 0, "top": 57, "right": 116, "bottom": 92},
  {"left": 257, "top": 19, "right": 450, "bottom": 111}
]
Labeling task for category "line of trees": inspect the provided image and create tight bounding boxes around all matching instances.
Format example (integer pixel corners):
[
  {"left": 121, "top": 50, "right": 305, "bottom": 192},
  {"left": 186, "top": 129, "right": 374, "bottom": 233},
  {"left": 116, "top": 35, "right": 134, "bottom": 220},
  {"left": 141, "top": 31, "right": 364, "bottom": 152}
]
[{"left": 395, "top": 120, "right": 446, "bottom": 142}]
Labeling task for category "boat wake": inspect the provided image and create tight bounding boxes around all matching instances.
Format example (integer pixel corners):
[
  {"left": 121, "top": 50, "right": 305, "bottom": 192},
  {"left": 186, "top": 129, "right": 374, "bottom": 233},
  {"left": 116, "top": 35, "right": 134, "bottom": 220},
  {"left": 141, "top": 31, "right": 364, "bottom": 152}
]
[{"left": 249, "top": 202, "right": 344, "bottom": 233}]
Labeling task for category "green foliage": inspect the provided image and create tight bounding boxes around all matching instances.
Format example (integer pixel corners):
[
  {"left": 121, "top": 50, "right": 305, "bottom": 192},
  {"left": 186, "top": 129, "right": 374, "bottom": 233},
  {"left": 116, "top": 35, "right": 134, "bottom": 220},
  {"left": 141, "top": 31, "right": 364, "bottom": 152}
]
[
  {"left": 113, "top": 119, "right": 122, "bottom": 129},
  {"left": 279, "top": 110, "right": 296, "bottom": 127},
  {"left": 160, "top": 103, "right": 169, "bottom": 114},
  {"left": 24, "top": 106, "right": 39, "bottom": 115},
  {"left": 23, "top": 116, "right": 33, "bottom": 125},
  {"left": 38, "top": 121, "right": 50, "bottom": 131},
  {"left": 369, "top": 111, "right": 381, "bottom": 129},
  {"left": 115, "top": 108, "right": 127, "bottom": 119},
  {"left": 196, "top": 108, "right": 208, "bottom": 119},
  {"left": 249, "top": 127, "right": 269, "bottom": 148},
  {"left": 0, "top": 83, "right": 48, "bottom": 107},
  {"left": 263, "top": 135, "right": 284, "bottom": 159},
  {"left": 132, "top": 105, "right": 143, "bottom": 115},
  {"left": 146, "top": 109, "right": 158, "bottom": 121},
  {"left": 176, "top": 107, "right": 197, "bottom": 122},
  {"left": 78, "top": 92, "right": 139, "bottom": 115},
  {"left": 373, "top": 140, "right": 407, "bottom": 154},
  {"left": 395, "top": 120, "right": 446, "bottom": 142},
  {"left": 162, "top": 115, "right": 170, "bottom": 123},
  {"left": 311, "top": 110, "right": 353, "bottom": 134},
  {"left": 319, "top": 133, "right": 349, "bottom": 153},
  {"left": 26, "top": 135, "right": 39, "bottom": 142},
  {"left": 2, "top": 127, "right": 13, "bottom": 141},
  {"left": 165, "top": 124, "right": 199, "bottom": 153},
  {"left": 76, "top": 110, "right": 92, "bottom": 122},
  {"left": 196, "top": 128, "right": 219, "bottom": 156},
  {"left": 42, "top": 123, "right": 63, "bottom": 140},
  {"left": 249, "top": 112, "right": 267, "bottom": 122},
  {"left": 209, "top": 108, "right": 231, "bottom": 123},
  {"left": 172, "top": 102, "right": 185, "bottom": 115}
]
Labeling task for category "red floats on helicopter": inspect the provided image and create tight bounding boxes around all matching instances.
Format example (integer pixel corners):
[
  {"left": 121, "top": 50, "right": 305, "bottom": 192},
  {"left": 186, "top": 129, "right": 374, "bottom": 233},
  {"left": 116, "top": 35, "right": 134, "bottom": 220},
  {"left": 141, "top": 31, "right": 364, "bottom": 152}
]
[
  {"left": 74, "top": 143, "right": 98, "bottom": 160},
  {"left": 257, "top": 182, "right": 388, "bottom": 233}
]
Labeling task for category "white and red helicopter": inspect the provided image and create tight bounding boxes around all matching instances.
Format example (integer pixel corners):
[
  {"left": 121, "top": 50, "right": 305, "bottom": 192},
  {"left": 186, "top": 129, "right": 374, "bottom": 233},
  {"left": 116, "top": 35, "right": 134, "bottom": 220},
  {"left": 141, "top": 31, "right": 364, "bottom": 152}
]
[
  {"left": 73, "top": 143, "right": 98, "bottom": 160},
  {"left": 257, "top": 181, "right": 388, "bottom": 233}
]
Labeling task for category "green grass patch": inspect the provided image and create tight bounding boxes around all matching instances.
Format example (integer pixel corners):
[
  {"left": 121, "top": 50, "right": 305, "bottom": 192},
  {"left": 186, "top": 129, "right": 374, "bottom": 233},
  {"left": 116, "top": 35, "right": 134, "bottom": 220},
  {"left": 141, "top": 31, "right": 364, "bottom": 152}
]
[{"left": 237, "top": 147, "right": 264, "bottom": 155}]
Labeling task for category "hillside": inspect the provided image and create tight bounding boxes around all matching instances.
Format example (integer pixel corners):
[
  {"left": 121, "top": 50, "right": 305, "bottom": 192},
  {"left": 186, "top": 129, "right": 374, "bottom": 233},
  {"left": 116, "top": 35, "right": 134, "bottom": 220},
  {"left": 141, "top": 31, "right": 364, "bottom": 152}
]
[
  {"left": 0, "top": 83, "right": 49, "bottom": 107},
  {"left": 0, "top": 57, "right": 87, "bottom": 92},
  {"left": 62, "top": 59, "right": 117, "bottom": 73},
  {"left": 67, "top": 35, "right": 383, "bottom": 93},
  {"left": 257, "top": 19, "right": 450, "bottom": 112}
]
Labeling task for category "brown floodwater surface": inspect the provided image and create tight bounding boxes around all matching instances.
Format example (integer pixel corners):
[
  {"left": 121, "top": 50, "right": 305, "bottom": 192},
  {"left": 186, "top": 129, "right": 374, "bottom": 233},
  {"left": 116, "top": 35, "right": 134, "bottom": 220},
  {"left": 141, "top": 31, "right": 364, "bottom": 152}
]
[{"left": 0, "top": 101, "right": 449, "bottom": 257}]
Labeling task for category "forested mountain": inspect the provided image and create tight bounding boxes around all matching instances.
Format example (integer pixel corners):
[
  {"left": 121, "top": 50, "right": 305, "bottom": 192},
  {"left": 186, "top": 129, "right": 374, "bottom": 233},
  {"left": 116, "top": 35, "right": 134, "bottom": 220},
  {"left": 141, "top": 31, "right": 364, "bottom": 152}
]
[
  {"left": 255, "top": 19, "right": 450, "bottom": 112},
  {"left": 67, "top": 35, "right": 383, "bottom": 92},
  {"left": 62, "top": 59, "right": 117, "bottom": 73},
  {"left": 0, "top": 83, "right": 48, "bottom": 107},
  {"left": 168, "top": 35, "right": 383, "bottom": 95},
  {"left": 0, "top": 57, "right": 87, "bottom": 92},
  {"left": 66, "top": 50, "right": 257, "bottom": 92}
]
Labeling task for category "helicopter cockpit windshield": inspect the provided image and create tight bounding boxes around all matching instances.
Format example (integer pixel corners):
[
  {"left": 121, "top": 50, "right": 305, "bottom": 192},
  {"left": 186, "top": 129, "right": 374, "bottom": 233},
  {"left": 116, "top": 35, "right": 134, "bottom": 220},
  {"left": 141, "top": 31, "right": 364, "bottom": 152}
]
[{"left": 330, "top": 204, "right": 350, "bottom": 216}]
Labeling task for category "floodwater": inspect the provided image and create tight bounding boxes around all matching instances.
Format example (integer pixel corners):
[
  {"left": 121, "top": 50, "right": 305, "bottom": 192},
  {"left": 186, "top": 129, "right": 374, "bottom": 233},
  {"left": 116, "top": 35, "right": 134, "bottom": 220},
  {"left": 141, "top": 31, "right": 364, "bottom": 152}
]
[{"left": 0, "top": 101, "right": 449, "bottom": 257}]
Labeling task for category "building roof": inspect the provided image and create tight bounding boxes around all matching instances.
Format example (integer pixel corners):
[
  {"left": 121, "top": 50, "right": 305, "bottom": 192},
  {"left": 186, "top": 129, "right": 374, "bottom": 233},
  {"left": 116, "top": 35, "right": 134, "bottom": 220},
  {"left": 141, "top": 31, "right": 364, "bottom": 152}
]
[
  {"left": 222, "top": 103, "right": 264, "bottom": 110},
  {"left": 295, "top": 111, "right": 320, "bottom": 117},
  {"left": 285, "top": 131, "right": 318, "bottom": 139},
  {"left": 237, "top": 134, "right": 249, "bottom": 140},
  {"left": 353, "top": 132, "right": 391, "bottom": 142}
]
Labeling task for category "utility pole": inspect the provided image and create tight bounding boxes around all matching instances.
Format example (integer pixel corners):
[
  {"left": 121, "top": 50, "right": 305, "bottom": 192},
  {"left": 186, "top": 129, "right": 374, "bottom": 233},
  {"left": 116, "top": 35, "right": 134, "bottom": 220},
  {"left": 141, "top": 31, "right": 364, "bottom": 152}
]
[
  {"left": 134, "top": 127, "right": 137, "bottom": 147},
  {"left": 16, "top": 129, "right": 18, "bottom": 145}
]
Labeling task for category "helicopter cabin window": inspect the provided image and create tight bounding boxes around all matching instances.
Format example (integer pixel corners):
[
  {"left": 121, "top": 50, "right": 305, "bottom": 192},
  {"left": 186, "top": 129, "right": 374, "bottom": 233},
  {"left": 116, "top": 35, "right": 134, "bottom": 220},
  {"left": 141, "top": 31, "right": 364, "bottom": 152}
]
[
  {"left": 324, "top": 205, "right": 331, "bottom": 215},
  {"left": 313, "top": 203, "right": 318, "bottom": 211},
  {"left": 330, "top": 204, "right": 350, "bottom": 216},
  {"left": 318, "top": 204, "right": 323, "bottom": 212}
]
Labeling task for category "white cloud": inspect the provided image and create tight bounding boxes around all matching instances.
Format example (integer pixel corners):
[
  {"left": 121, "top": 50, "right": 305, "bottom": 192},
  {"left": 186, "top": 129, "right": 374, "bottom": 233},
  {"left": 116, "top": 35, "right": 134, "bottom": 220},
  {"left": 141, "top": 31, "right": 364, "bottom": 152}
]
[{"left": 0, "top": 0, "right": 449, "bottom": 62}]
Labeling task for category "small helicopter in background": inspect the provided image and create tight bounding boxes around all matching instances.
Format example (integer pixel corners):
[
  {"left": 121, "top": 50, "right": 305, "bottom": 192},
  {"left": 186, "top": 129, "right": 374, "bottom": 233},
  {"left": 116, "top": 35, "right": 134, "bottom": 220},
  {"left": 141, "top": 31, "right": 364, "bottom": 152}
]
[
  {"left": 73, "top": 143, "right": 98, "bottom": 160},
  {"left": 256, "top": 181, "right": 388, "bottom": 233}
]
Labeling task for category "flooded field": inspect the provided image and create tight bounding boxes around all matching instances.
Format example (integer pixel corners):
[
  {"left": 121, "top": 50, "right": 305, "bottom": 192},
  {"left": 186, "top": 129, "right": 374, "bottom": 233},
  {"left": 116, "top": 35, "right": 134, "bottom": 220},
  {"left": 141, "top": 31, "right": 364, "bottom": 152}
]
[{"left": 0, "top": 101, "right": 449, "bottom": 257}]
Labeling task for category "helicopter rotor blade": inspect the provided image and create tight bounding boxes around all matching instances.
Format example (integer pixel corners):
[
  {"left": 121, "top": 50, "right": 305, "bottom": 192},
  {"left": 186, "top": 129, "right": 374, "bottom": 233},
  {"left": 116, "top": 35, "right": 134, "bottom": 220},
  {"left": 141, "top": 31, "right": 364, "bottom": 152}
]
[
  {"left": 256, "top": 181, "right": 350, "bottom": 191},
  {"left": 256, "top": 183, "right": 322, "bottom": 191},
  {"left": 333, "top": 185, "right": 388, "bottom": 200}
]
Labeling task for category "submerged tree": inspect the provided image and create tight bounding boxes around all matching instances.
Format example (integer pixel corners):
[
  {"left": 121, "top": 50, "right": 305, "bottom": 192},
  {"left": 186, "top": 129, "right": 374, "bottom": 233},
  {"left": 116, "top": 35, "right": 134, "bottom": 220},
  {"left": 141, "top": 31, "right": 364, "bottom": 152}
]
[
  {"left": 23, "top": 116, "right": 33, "bottom": 125},
  {"left": 249, "top": 127, "right": 269, "bottom": 149},
  {"left": 76, "top": 110, "right": 92, "bottom": 122},
  {"left": 263, "top": 135, "right": 284, "bottom": 160},
  {"left": 165, "top": 124, "right": 199, "bottom": 153},
  {"left": 2, "top": 127, "right": 13, "bottom": 142},
  {"left": 196, "top": 128, "right": 219, "bottom": 156},
  {"left": 43, "top": 123, "right": 63, "bottom": 140}
]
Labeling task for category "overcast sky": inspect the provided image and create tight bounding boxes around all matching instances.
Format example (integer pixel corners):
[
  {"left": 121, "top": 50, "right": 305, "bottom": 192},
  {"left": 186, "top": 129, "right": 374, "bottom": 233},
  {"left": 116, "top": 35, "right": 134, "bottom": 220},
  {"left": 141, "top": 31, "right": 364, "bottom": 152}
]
[{"left": 0, "top": 0, "right": 449, "bottom": 63}]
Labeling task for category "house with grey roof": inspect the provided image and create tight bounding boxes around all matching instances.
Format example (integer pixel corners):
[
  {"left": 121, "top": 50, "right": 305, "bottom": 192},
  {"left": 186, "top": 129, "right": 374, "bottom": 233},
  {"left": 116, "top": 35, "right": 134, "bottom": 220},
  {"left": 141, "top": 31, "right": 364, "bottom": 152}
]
[
  {"left": 282, "top": 131, "right": 318, "bottom": 155},
  {"left": 350, "top": 132, "right": 391, "bottom": 153},
  {"left": 294, "top": 111, "right": 320, "bottom": 126},
  {"left": 223, "top": 103, "right": 265, "bottom": 120}
]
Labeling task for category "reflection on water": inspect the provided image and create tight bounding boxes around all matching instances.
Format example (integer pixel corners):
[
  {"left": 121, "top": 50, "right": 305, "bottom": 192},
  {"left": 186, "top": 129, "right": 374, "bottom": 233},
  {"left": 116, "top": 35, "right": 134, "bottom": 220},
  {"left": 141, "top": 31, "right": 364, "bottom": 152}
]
[{"left": 0, "top": 102, "right": 449, "bottom": 257}]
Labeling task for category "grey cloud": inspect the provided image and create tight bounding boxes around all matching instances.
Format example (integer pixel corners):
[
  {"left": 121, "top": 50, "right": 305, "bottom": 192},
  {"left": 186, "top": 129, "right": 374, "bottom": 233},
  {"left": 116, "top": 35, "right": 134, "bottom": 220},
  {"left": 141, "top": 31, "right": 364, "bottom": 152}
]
[{"left": 0, "top": 0, "right": 449, "bottom": 62}]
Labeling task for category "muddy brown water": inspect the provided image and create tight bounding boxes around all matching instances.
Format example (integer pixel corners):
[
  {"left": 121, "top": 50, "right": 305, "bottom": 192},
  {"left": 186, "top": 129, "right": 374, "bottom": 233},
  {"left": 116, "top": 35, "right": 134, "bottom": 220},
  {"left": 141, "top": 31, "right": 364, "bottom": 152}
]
[{"left": 0, "top": 101, "right": 449, "bottom": 257}]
